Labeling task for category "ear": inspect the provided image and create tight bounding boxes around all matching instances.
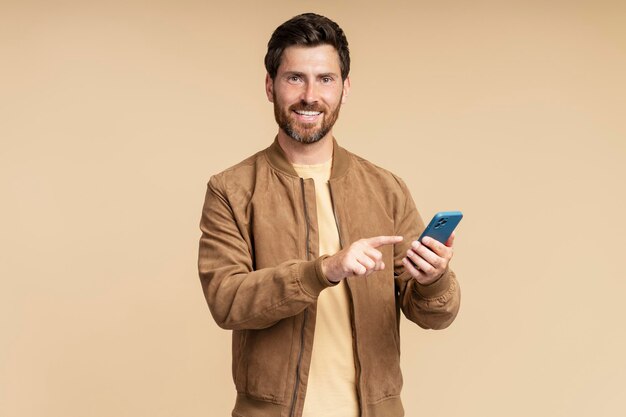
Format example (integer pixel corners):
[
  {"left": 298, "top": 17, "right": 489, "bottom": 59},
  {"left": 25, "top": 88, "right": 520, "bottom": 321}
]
[
  {"left": 341, "top": 76, "right": 351, "bottom": 104},
  {"left": 265, "top": 73, "right": 274, "bottom": 102}
]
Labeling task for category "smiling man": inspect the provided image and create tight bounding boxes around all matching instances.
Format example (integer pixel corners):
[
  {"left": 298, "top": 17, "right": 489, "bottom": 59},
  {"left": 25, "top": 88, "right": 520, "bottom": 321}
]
[{"left": 198, "top": 13, "right": 460, "bottom": 417}]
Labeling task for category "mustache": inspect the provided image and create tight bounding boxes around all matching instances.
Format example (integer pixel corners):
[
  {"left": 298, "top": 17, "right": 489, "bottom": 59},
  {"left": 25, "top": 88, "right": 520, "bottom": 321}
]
[{"left": 289, "top": 102, "right": 325, "bottom": 112}]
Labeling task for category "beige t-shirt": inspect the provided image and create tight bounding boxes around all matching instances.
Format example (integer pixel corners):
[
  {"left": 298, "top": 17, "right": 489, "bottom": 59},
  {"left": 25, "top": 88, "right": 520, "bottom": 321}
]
[{"left": 293, "top": 160, "right": 359, "bottom": 417}]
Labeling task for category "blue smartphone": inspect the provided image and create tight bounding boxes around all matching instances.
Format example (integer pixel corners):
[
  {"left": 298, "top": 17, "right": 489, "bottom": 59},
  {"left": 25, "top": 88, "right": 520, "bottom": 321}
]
[{"left": 419, "top": 211, "right": 463, "bottom": 244}]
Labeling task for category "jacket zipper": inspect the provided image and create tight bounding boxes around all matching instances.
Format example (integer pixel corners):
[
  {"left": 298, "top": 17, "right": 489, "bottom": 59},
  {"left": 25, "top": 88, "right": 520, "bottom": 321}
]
[
  {"left": 327, "top": 182, "right": 344, "bottom": 249},
  {"left": 346, "top": 288, "right": 363, "bottom": 415},
  {"left": 300, "top": 178, "right": 311, "bottom": 261},
  {"left": 290, "top": 178, "right": 311, "bottom": 417},
  {"left": 328, "top": 182, "right": 363, "bottom": 415}
]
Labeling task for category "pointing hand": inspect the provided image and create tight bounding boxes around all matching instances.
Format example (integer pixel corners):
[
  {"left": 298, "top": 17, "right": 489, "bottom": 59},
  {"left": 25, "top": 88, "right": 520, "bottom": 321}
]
[{"left": 322, "top": 236, "right": 403, "bottom": 283}]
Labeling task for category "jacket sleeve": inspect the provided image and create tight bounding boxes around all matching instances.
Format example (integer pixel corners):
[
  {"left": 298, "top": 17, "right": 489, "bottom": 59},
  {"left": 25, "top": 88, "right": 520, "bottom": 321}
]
[
  {"left": 198, "top": 175, "right": 335, "bottom": 330},
  {"left": 393, "top": 177, "right": 461, "bottom": 330}
]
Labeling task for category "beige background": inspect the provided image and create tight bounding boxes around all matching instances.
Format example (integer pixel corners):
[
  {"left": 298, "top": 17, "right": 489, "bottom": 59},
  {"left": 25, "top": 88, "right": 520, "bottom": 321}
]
[{"left": 2, "top": 0, "right": 625, "bottom": 416}]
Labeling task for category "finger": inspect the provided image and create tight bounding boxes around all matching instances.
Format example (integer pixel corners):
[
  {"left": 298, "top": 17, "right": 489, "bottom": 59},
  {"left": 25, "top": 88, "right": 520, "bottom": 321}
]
[
  {"left": 406, "top": 248, "right": 436, "bottom": 275},
  {"left": 421, "top": 236, "right": 451, "bottom": 258},
  {"left": 411, "top": 240, "right": 443, "bottom": 268},
  {"left": 445, "top": 232, "right": 455, "bottom": 248},
  {"left": 363, "top": 247, "right": 384, "bottom": 268},
  {"left": 363, "top": 247, "right": 383, "bottom": 262},
  {"left": 349, "top": 259, "right": 368, "bottom": 276},
  {"left": 364, "top": 235, "right": 403, "bottom": 248},
  {"left": 356, "top": 254, "right": 376, "bottom": 271},
  {"left": 402, "top": 257, "right": 422, "bottom": 278}
]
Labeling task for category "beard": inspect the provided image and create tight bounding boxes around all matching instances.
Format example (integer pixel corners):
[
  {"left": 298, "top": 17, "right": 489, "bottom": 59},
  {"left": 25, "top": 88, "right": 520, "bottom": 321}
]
[{"left": 273, "top": 91, "right": 342, "bottom": 144}]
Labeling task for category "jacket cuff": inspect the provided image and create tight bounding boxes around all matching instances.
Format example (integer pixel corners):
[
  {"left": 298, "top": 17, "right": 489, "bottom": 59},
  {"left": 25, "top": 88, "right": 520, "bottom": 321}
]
[
  {"left": 414, "top": 268, "right": 453, "bottom": 299},
  {"left": 298, "top": 255, "right": 337, "bottom": 297}
]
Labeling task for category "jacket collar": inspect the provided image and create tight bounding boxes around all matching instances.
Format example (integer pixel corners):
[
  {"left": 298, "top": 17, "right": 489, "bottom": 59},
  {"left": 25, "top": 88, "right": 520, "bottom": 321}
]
[{"left": 266, "top": 137, "right": 351, "bottom": 179}]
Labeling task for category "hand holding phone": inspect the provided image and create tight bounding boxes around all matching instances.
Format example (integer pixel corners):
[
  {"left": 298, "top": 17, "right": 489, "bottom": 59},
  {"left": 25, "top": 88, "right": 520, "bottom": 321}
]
[{"left": 402, "top": 211, "right": 462, "bottom": 285}]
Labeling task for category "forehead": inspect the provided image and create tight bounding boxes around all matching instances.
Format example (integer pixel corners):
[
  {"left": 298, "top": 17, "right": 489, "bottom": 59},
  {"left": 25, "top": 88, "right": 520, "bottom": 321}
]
[{"left": 277, "top": 44, "right": 342, "bottom": 75}]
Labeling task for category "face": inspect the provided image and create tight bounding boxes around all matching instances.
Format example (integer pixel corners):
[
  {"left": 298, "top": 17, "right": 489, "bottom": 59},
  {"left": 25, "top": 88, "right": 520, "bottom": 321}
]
[{"left": 266, "top": 44, "right": 350, "bottom": 144}]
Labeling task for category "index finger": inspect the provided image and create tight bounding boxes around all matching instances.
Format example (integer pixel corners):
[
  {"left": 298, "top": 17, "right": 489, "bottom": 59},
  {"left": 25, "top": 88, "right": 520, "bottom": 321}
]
[
  {"left": 421, "top": 235, "right": 452, "bottom": 256},
  {"left": 445, "top": 232, "right": 455, "bottom": 247},
  {"left": 364, "top": 235, "right": 404, "bottom": 248}
]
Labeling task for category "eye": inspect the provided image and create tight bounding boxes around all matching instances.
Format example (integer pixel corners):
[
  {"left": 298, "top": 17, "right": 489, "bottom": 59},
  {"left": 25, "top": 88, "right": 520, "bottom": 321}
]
[
  {"left": 287, "top": 75, "right": 302, "bottom": 83},
  {"left": 321, "top": 76, "right": 333, "bottom": 84}
]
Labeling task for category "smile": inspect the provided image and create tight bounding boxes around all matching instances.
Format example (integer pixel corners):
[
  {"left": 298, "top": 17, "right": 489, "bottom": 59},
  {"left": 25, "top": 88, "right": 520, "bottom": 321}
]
[{"left": 293, "top": 110, "right": 322, "bottom": 116}]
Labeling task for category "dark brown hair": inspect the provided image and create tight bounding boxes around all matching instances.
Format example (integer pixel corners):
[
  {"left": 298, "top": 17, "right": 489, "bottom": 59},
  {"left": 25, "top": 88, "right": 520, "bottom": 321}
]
[{"left": 264, "top": 13, "right": 350, "bottom": 80}]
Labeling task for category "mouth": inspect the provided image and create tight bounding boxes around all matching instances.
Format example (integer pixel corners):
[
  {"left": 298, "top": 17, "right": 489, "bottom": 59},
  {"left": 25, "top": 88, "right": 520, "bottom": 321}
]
[
  {"left": 292, "top": 109, "right": 323, "bottom": 123},
  {"left": 293, "top": 110, "right": 322, "bottom": 116}
]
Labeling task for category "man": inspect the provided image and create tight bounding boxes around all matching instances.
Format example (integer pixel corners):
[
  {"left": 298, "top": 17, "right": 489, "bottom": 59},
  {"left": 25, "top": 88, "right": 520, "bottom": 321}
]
[{"left": 198, "top": 13, "right": 460, "bottom": 417}]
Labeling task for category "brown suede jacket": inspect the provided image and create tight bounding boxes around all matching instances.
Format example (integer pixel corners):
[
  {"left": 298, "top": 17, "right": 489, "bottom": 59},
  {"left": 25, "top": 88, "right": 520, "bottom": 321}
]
[{"left": 198, "top": 139, "right": 460, "bottom": 417}]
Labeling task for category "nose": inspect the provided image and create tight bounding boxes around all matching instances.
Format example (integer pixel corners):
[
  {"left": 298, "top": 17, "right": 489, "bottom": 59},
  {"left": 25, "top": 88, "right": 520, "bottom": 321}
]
[{"left": 301, "top": 81, "right": 318, "bottom": 104}]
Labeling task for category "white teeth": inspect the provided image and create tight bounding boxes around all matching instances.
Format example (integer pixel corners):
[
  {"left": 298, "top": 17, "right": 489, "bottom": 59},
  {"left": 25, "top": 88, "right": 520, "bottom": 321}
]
[{"left": 295, "top": 110, "right": 321, "bottom": 116}]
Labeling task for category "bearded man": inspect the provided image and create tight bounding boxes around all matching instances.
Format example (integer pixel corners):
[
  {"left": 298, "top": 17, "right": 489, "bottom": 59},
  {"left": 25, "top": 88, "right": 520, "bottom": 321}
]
[{"left": 198, "top": 13, "right": 461, "bottom": 417}]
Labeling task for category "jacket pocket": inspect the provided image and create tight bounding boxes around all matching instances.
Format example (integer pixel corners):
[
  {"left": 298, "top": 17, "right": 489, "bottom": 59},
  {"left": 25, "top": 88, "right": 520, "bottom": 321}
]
[{"left": 239, "top": 318, "right": 294, "bottom": 404}]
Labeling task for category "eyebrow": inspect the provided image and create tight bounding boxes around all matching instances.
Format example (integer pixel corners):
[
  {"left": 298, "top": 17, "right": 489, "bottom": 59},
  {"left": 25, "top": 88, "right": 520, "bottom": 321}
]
[
  {"left": 283, "top": 71, "right": 305, "bottom": 77},
  {"left": 282, "top": 71, "right": 339, "bottom": 78}
]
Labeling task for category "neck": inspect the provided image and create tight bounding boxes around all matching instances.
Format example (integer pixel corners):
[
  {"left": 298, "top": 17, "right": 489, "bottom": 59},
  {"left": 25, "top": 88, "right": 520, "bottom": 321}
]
[{"left": 276, "top": 130, "right": 334, "bottom": 165}]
